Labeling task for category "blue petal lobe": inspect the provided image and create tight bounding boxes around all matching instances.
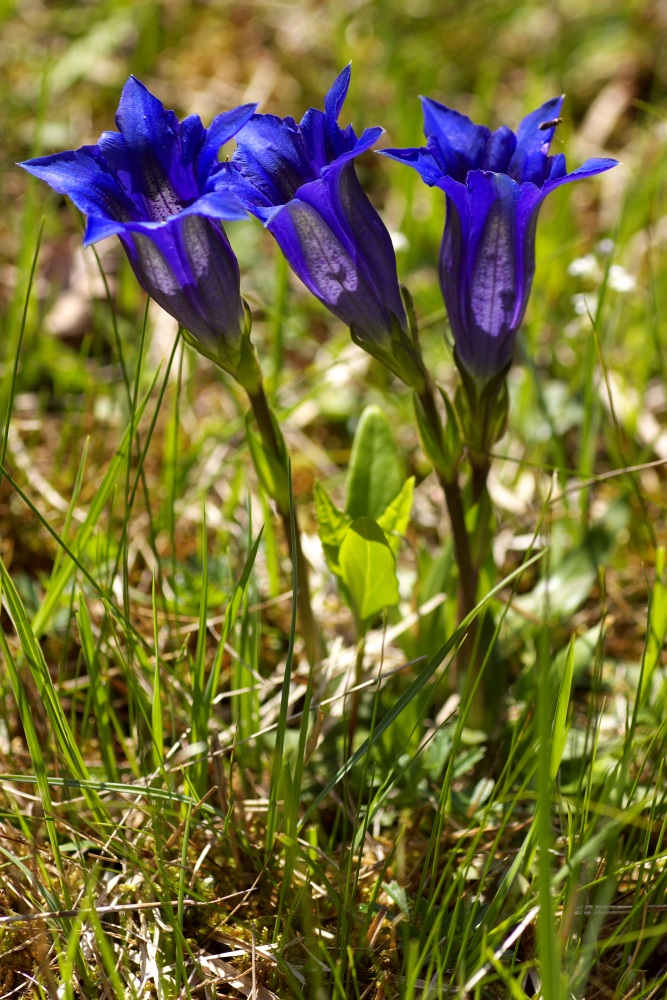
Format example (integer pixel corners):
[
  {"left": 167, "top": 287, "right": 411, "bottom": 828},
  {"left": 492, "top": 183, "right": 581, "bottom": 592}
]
[
  {"left": 115, "top": 75, "right": 191, "bottom": 218},
  {"left": 541, "top": 156, "right": 619, "bottom": 194},
  {"left": 232, "top": 114, "right": 314, "bottom": 205},
  {"left": 507, "top": 95, "right": 564, "bottom": 184},
  {"left": 197, "top": 103, "right": 258, "bottom": 185},
  {"left": 421, "top": 97, "right": 490, "bottom": 179},
  {"left": 324, "top": 65, "right": 351, "bottom": 127},
  {"left": 20, "top": 147, "right": 135, "bottom": 231},
  {"left": 379, "top": 145, "right": 444, "bottom": 187},
  {"left": 485, "top": 126, "right": 516, "bottom": 172},
  {"left": 180, "top": 189, "right": 248, "bottom": 222}
]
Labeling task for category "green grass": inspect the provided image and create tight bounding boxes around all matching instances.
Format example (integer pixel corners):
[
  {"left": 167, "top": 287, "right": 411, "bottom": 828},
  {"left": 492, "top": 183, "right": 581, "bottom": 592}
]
[{"left": 1, "top": 0, "right": 667, "bottom": 996}]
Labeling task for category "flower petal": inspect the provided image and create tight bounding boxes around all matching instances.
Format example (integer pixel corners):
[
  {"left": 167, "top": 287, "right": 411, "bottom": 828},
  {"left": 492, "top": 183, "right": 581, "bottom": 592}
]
[
  {"left": 121, "top": 214, "right": 243, "bottom": 354},
  {"left": 379, "top": 145, "right": 444, "bottom": 187},
  {"left": 266, "top": 179, "right": 401, "bottom": 348},
  {"left": 180, "top": 189, "right": 248, "bottom": 222},
  {"left": 507, "top": 96, "right": 564, "bottom": 184},
  {"left": 324, "top": 64, "right": 351, "bottom": 130},
  {"left": 196, "top": 103, "right": 258, "bottom": 185},
  {"left": 232, "top": 114, "right": 314, "bottom": 205},
  {"left": 266, "top": 199, "right": 363, "bottom": 322},
  {"left": 541, "top": 156, "right": 619, "bottom": 195},
  {"left": 421, "top": 97, "right": 490, "bottom": 179},
  {"left": 485, "top": 125, "right": 516, "bottom": 172},
  {"left": 114, "top": 75, "right": 191, "bottom": 218},
  {"left": 20, "top": 147, "right": 135, "bottom": 231},
  {"left": 325, "top": 161, "right": 406, "bottom": 329}
]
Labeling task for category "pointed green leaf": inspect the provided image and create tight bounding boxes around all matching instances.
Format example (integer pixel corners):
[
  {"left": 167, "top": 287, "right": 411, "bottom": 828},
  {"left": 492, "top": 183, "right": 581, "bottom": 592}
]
[
  {"left": 314, "top": 480, "right": 351, "bottom": 575},
  {"left": 642, "top": 546, "right": 667, "bottom": 701},
  {"left": 346, "top": 406, "right": 402, "bottom": 520},
  {"left": 339, "top": 516, "right": 400, "bottom": 624},
  {"left": 550, "top": 636, "right": 575, "bottom": 779},
  {"left": 378, "top": 477, "right": 414, "bottom": 553}
]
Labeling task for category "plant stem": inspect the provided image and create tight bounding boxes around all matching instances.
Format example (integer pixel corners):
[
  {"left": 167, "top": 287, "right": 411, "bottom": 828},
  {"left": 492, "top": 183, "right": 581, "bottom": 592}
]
[
  {"left": 418, "top": 380, "right": 485, "bottom": 720},
  {"left": 246, "top": 382, "right": 323, "bottom": 668},
  {"left": 418, "top": 381, "right": 477, "bottom": 617},
  {"left": 471, "top": 455, "right": 490, "bottom": 508},
  {"left": 346, "top": 633, "right": 366, "bottom": 754}
]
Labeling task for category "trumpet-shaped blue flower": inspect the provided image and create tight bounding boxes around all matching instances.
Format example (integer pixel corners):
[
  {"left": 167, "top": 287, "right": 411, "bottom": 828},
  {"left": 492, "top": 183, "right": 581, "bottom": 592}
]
[
  {"left": 217, "top": 66, "right": 426, "bottom": 388},
  {"left": 20, "top": 77, "right": 260, "bottom": 384},
  {"left": 382, "top": 96, "right": 618, "bottom": 381}
]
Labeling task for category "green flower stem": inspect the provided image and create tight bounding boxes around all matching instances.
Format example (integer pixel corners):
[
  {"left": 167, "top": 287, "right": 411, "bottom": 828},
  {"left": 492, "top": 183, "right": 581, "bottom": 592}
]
[
  {"left": 471, "top": 455, "right": 491, "bottom": 508},
  {"left": 346, "top": 632, "right": 367, "bottom": 755},
  {"left": 418, "top": 380, "right": 487, "bottom": 723},
  {"left": 417, "top": 381, "right": 477, "bottom": 616},
  {"left": 246, "top": 382, "right": 323, "bottom": 668}
]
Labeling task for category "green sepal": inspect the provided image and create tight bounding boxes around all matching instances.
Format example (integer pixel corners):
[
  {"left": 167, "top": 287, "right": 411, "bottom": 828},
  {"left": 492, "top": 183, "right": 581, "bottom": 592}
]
[
  {"left": 400, "top": 283, "right": 421, "bottom": 352},
  {"left": 454, "top": 350, "right": 510, "bottom": 460},
  {"left": 349, "top": 309, "right": 427, "bottom": 392},
  {"left": 413, "top": 386, "right": 463, "bottom": 481},
  {"left": 180, "top": 300, "right": 262, "bottom": 393},
  {"left": 245, "top": 411, "right": 289, "bottom": 510}
]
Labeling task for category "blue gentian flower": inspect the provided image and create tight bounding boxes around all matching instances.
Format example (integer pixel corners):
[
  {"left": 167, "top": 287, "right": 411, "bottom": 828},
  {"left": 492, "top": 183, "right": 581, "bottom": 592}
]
[
  {"left": 20, "top": 77, "right": 260, "bottom": 384},
  {"left": 382, "top": 96, "right": 618, "bottom": 381},
  {"left": 217, "top": 66, "right": 426, "bottom": 388}
]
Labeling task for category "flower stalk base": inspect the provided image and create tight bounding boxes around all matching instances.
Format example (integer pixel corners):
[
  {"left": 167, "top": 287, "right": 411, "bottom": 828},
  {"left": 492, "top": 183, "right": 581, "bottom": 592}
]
[{"left": 246, "top": 383, "right": 323, "bottom": 669}]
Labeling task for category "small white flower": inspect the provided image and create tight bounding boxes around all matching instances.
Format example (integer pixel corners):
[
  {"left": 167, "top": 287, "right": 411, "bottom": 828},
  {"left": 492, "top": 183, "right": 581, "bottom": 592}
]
[
  {"left": 567, "top": 253, "right": 598, "bottom": 278},
  {"left": 607, "top": 264, "right": 636, "bottom": 293}
]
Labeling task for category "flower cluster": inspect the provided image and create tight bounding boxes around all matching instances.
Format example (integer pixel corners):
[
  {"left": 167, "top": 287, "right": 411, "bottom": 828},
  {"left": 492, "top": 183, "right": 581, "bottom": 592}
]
[
  {"left": 21, "top": 72, "right": 617, "bottom": 391},
  {"left": 216, "top": 65, "right": 425, "bottom": 388},
  {"left": 21, "top": 76, "right": 259, "bottom": 386},
  {"left": 382, "top": 96, "right": 617, "bottom": 382}
]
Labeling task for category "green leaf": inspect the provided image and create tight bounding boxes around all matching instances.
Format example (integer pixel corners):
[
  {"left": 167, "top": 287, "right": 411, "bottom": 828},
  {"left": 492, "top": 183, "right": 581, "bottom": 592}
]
[
  {"left": 314, "top": 480, "right": 351, "bottom": 575},
  {"left": 339, "top": 516, "right": 399, "bottom": 624},
  {"left": 346, "top": 406, "right": 402, "bottom": 520},
  {"left": 377, "top": 477, "right": 414, "bottom": 553},
  {"left": 314, "top": 480, "right": 351, "bottom": 547},
  {"left": 643, "top": 546, "right": 667, "bottom": 701},
  {"left": 550, "top": 636, "right": 575, "bottom": 780}
]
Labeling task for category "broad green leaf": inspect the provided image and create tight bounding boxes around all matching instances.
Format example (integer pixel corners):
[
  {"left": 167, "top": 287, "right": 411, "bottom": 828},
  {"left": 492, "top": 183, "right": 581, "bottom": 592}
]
[
  {"left": 314, "top": 480, "right": 351, "bottom": 546},
  {"left": 314, "top": 480, "right": 351, "bottom": 575},
  {"left": 378, "top": 476, "right": 414, "bottom": 553},
  {"left": 346, "top": 406, "right": 403, "bottom": 520},
  {"left": 339, "top": 516, "right": 399, "bottom": 624}
]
